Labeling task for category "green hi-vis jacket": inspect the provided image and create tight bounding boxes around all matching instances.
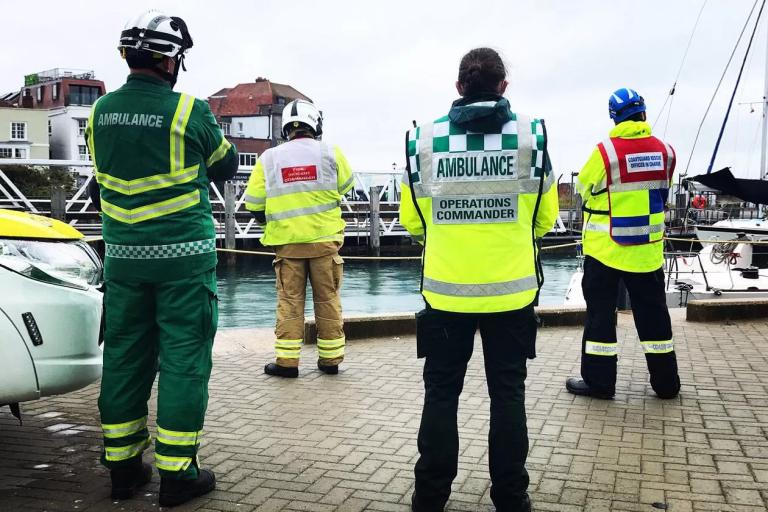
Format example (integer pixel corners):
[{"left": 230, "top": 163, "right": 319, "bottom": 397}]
[
  {"left": 400, "top": 97, "right": 560, "bottom": 313},
  {"left": 87, "top": 74, "right": 238, "bottom": 282}
]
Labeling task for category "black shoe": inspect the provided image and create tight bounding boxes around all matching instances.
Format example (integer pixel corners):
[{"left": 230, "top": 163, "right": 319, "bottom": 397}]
[
  {"left": 264, "top": 363, "right": 298, "bottom": 378},
  {"left": 516, "top": 493, "right": 532, "bottom": 512},
  {"left": 317, "top": 362, "right": 339, "bottom": 375},
  {"left": 492, "top": 492, "right": 532, "bottom": 512},
  {"left": 565, "top": 377, "right": 614, "bottom": 399},
  {"left": 159, "top": 468, "right": 216, "bottom": 507},
  {"left": 110, "top": 457, "right": 152, "bottom": 500},
  {"left": 651, "top": 374, "right": 681, "bottom": 399}
]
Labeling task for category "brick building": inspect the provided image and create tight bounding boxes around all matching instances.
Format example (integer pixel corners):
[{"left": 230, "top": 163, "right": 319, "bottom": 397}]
[{"left": 207, "top": 78, "right": 311, "bottom": 169}]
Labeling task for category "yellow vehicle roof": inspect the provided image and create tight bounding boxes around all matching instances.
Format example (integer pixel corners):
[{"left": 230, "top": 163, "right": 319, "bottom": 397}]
[{"left": 0, "top": 209, "right": 83, "bottom": 240}]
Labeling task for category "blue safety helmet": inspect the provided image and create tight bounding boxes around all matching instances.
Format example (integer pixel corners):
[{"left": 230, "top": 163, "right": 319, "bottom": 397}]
[{"left": 608, "top": 88, "right": 646, "bottom": 122}]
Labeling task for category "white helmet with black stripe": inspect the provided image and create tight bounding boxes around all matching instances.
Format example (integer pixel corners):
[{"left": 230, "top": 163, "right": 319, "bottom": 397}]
[
  {"left": 119, "top": 10, "right": 193, "bottom": 58},
  {"left": 281, "top": 100, "right": 323, "bottom": 139},
  {"left": 118, "top": 10, "right": 193, "bottom": 86}
]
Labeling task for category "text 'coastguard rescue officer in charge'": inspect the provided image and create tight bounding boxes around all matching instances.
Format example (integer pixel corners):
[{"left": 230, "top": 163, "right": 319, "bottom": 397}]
[{"left": 566, "top": 88, "right": 680, "bottom": 401}]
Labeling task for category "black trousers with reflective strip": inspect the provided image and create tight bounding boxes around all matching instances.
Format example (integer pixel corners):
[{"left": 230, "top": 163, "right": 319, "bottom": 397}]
[{"left": 581, "top": 256, "right": 680, "bottom": 398}]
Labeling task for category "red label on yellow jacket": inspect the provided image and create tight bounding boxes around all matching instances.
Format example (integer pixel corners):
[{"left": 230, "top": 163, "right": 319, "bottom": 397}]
[{"left": 281, "top": 165, "right": 318, "bottom": 183}]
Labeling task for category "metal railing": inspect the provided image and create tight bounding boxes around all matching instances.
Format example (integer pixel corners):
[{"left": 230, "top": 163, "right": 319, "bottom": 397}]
[
  {"left": 0, "top": 159, "right": 583, "bottom": 242},
  {"left": 0, "top": 160, "right": 409, "bottom": 240}
]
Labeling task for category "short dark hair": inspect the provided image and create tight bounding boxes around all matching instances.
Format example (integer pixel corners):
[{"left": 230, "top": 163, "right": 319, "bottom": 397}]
[
  {"left": 620, "top": 112, "right": 646, "bottom": 124},
  {"left": 123, "top": 48, "right": 164, "bottom": 70},
  {"left": 458, "top": 47, "right": 506, "bottom": 97},
  {"left": 287, "top": 123, "right": 316, "bottom": 139}
]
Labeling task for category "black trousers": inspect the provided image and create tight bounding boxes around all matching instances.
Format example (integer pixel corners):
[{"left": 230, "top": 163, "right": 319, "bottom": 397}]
[
  {"left": 413, "top": 305, "right": 536, "bottom": 512},
  {"left": 581, "top": 256, "right": 680, "bottom": 397}
]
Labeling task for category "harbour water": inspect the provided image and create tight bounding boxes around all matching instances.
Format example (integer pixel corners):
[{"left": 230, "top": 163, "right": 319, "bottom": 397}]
[{"left": 216, "top": 255, "right": 579, "bottom": 328}]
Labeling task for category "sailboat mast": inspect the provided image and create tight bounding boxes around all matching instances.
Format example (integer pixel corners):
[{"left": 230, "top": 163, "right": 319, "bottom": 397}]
[{"left": 761, "top": 16, "right": 768, "bottom": 180}]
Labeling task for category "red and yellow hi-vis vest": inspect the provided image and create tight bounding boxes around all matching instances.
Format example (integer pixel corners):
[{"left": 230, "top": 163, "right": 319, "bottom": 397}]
[{"left": 597, "top": 136, "right": 675, "bottom": 245}]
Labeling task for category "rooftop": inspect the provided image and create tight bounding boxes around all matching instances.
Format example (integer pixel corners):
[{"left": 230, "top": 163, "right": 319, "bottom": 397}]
[
  {"left": 24, "top": 68, "right": 97, "bottom": 86},
  {"left": 208, "top": 78, "right": 311, "bottom": 117}
]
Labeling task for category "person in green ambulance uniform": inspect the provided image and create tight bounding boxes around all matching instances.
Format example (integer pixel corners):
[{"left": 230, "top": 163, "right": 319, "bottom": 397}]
[{"left": 86, "top": 10, "right": 237, "bottom": 507}]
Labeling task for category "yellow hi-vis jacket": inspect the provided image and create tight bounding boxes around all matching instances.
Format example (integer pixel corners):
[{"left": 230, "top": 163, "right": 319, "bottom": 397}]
[
  {"left": 399, "top": 111, "right": 560, "bottom": 313},
  {"left": 244, "top": 138, "right": 354, "bottom": 246},
  {"left": 578, "top": 121, "right": 674, "bottom": 273}
]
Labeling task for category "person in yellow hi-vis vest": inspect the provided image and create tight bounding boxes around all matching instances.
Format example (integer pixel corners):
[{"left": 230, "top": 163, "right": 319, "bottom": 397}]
[
  {"left": 244, "top": 99, "right": 354, "bottom": 378},
  {"left": 400, "top": 47, "right": 559, "bottom": 512},
  {"left": 566, "top": 87, "right": 680, "bottom": 400}
]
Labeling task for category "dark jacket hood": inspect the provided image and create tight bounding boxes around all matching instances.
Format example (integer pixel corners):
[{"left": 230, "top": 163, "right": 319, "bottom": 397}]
[{"left": 448, "top": 94, "right": 514, "bottom": 133}]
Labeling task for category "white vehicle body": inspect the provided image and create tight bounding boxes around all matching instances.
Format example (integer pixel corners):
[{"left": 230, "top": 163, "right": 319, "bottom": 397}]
[
  {"left": 0, "top": 210, "right": 103, "bottom": 410},
  {"left": 1, "top": 268, "right": 102, "bottom": 403}
]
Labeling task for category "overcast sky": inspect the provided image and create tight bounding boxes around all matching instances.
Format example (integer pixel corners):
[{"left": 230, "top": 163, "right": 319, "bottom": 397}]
[{"left": 2, "top": 0, "right": 768, "bottom": 179}]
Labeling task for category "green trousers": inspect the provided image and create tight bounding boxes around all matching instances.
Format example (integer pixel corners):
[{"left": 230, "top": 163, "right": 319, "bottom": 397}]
[{"left": 98, "top": 269, "right": 218, "bottom": 479}]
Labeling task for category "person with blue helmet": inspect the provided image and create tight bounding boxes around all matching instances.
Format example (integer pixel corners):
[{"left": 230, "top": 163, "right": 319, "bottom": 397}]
[
  {"left": 566, "top": 87, "right": 681, "bottom": 400},
  {"left": 609, "top": 87, "right": 647, "bottom": 123}
]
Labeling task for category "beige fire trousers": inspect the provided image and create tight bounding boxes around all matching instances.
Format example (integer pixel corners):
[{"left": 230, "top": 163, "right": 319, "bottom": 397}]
[{"left": 273, "top": 250, "right": 345, "bottom": 368}]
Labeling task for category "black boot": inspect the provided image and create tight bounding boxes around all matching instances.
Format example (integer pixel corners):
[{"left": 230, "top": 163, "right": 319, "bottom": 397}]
[
  {"left": 651, "top": 374, "right": 681, "bottom": 399},
  {"left": 110, "top": 456, "right": 152, "bottom": 500},
  {"left": 159, "top": 467, "right": 216, "bottom": 507},
  {"left": 264, "top": 362, "right": 298, "bottom": 378},
  {"left": 515, "top": 493, "right": 532, "bottom": 512},
  {"left": 512, "top": 493, "right": 532, "bottom": 512},
  {"left": 317, "top": 362, "right": 339, "bottom": 375},
  {"left": 565, "top": 377, "right": 614, "bottom": 399}
]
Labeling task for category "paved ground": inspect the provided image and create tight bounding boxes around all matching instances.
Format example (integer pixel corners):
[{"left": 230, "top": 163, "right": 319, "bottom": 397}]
[{"left": 1, "top": 311, "right": 767, "bottom": 512}]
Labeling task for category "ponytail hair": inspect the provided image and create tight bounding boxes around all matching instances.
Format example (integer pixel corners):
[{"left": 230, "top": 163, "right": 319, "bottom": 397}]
[{"left": 457, "top": 47, "right": 506, "bottom": 97}]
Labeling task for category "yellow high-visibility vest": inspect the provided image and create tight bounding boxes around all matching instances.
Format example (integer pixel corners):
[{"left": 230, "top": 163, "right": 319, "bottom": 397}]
[
  {"left": 400, "top": 112, "right": 560, "bottom": 313},
  {"left": 244, "top": 138, "right": 354, "bottom": 246}
]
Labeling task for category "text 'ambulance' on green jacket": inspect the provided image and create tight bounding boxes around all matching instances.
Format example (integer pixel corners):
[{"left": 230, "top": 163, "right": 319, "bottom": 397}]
[
  {"left": 400, "top": 97, "right": 560, "bottom": 313},
  {"left": 243, "top": 137, "right": 354, "bottom": 246},
  {"left": 87, "top": 74, "right": 238, "bottom": 282},
  {"left": 577, "top": 121, "right": 673, "bottom": 273}
]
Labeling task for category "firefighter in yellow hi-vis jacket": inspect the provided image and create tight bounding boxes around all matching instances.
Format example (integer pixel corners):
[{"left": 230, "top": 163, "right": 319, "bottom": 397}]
[{"left": 244, "top": 99, "right": 354, "bottom": 378}]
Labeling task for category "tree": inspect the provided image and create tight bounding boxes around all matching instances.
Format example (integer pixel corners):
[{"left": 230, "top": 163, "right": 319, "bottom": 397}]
[{"left": 0, "top": 164, "right": 76, "bottom": 198}]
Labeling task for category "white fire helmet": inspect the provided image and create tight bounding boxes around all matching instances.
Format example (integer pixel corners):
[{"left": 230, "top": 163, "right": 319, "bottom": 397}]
[
  {"left": 281, "top": 100, "right": 323, "bottom": 139},
  {"left": 118, "top": 10, "right": 193, "bottom": 59}
]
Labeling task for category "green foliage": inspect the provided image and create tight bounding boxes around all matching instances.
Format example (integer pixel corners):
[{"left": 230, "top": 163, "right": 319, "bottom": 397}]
[{"left": 0, "top": 165, "right": 76, "bottom": 198}]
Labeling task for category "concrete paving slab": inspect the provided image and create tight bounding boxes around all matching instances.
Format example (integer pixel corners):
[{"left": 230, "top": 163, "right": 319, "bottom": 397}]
[{"left": 1, "top": 312, "right": 767, "bottom": 511}]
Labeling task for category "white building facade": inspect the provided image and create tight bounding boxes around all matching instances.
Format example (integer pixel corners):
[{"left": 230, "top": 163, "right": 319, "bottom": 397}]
[{"left": 48, "top": 106, "right": 91, "bottom": 161}]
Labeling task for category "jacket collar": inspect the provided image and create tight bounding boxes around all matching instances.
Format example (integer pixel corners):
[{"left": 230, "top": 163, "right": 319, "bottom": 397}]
[
  {"left": 124, "top": 73, "right": 172, "bottom": 90},
  {"left": 610, "top": 120, "right": 652, "bottom": 138}
]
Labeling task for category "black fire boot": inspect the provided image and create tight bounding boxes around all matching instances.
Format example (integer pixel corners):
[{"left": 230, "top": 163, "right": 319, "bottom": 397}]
[
  {"left": 264, "top": 362, "right": 298, "bottom": 378},
  {"left": 110, "top": 456, "right": 152, "bottom": 500},
  {"left": 565, "top": 377, "right": 615, "bottom": 400},
  {"left": 512, "top": 493, "right": 532, "bottom": 512},
  {"left": 317, "top": 362, "right": 339, "bottom": 375},
  {"left": 159, "top": 466, "right": 216, "bottom": 507}
]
